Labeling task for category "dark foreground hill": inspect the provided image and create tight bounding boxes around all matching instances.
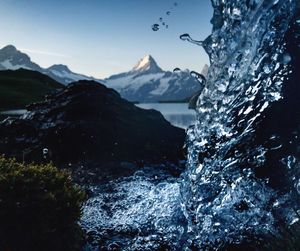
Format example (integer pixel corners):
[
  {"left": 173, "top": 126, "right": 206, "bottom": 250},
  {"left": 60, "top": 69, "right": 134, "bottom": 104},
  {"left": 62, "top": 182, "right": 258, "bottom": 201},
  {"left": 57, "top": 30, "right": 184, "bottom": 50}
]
[
  {"left": 0, "top": 69, "right": 63, "bottom": 110},
  {"left": 0, "top": 81, "right": 185, "bottom": 169}
]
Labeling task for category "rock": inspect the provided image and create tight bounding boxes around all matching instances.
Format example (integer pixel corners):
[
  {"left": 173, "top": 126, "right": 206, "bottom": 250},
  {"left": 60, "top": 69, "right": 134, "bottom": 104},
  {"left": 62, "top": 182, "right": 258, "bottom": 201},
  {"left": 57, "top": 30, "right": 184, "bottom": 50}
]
[{"left": 0, "top": 81, "right": 185, "bottom": 167}]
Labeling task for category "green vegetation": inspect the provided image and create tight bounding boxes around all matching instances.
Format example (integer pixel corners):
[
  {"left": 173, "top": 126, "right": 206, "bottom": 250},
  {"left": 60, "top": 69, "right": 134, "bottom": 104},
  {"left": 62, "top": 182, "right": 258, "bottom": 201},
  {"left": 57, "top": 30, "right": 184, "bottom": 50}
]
[
  {"left": 0, "top": 156, "right": 86, "bottom": 251},
  {"left": 0, "top": 69, "right": 63, "bottom": 111}
]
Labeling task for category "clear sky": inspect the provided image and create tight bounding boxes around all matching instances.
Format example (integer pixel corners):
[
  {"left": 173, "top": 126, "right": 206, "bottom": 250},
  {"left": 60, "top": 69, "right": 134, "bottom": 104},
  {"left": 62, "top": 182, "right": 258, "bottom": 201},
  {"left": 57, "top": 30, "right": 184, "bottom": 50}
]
[{"left": 0, "top": 0, "right": 213, "bottom": 78}]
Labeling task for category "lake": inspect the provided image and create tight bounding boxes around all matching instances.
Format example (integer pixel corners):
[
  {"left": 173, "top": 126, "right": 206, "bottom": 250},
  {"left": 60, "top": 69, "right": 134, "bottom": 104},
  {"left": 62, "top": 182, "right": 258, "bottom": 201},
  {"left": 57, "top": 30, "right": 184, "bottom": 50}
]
[
  {"left": 0, "top": 109, "right": 27, "bottom": 115},
  {"left": 137, "top": 103, "right": 196, "bottom": 129},
  {"left": 1, "top": 104, "right": 196, "bottom": 129}
]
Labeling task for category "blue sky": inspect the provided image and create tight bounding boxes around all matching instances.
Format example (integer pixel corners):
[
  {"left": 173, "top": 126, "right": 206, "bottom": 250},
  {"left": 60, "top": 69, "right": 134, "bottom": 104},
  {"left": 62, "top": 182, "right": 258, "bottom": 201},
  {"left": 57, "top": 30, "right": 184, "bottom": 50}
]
[{"left": 0, "top": 0, "right": 213, "bottom": 78}]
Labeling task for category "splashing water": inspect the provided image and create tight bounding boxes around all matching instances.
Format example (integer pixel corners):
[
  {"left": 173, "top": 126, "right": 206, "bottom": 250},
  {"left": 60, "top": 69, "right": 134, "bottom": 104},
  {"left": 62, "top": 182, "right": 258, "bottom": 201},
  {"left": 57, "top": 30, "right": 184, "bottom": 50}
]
[
  {"left": 182, "top": 0, "right": 300, "bottom": 248},
  {"left": 81, "top": 166, "right": 186, "bottom": 250},
  {"left": 82, "top": 0, "right": 300, "bottom": 250}
]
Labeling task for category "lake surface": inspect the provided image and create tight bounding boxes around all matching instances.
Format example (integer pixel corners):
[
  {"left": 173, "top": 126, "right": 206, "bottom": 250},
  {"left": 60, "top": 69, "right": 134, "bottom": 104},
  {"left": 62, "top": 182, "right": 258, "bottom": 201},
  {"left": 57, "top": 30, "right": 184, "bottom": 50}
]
[
  {"left": 0, "top": 109, "right": 27, "bottom": 115},
  {"left": 1, "top": 104, "right": 196, "bottom": 129},
  {"left": 137, "top": 103, "right": 196, "bottom": 129}
]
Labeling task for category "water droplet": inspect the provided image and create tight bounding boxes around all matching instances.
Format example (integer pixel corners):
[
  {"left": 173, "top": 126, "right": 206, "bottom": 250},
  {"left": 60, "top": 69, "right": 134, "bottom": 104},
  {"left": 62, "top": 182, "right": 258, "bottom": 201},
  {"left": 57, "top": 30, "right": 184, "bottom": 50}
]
[
  {"left": 43, "top": 148, "right": 48, "bottom": 155},
  {"left": 166, "top": 11, "right": 171, "bottom": 15},
  {"left": 180, "top": 33, "right": 191, "bottom": 41},
  {"left": 162, "top": 22, "right": 165, "bottom": 26},
  {"left": 296, "top": 179, "right": 300, "bottom": 194},
  {"left": 152, "top": 24, "right": 160, "bottom": 31},
  {"left": 43, "top": 148, "right": 49, "bottom": 159},
  {"left": 174, "top": 2, "right": 178, "bottom": 7},
  {"left": 263, "top": 65, "right": 271, "bottom": 74},
  {"left": 173, "top": 67, "right": 181, "bottom": 73},
  {"left": 190, "top": 71, "right": 206, "bottom": 84},
  {"left": 159, "top": 17, "right": 163, "bottom": 22},
  {"left": 280, "top": 53, "right": 292, "bottom": 65},
  {"left": 180, "top": 33, "right": 203, "bottom": 46}
]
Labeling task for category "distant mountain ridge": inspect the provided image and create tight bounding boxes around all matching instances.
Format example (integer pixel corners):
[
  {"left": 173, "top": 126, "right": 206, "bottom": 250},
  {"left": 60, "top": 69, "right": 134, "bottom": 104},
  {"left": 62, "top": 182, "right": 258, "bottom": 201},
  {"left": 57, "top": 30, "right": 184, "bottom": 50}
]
[
  {"left": 104, "top": 55, "right": 207, "bottom": 103},
  {"left": 0, "top": 45, "right": 95, "bottom": 85},
  {"left": 0, "top": 45, "right": 208, "bottom": 103}
]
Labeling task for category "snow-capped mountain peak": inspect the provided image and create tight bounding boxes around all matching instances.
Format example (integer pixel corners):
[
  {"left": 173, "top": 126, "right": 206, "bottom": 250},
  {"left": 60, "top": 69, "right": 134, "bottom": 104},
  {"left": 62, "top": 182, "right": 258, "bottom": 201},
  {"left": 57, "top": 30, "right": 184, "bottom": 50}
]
[
  {"left": 0, "top": 45, "right": 98, "bottom": 85},
  {"left": 0, "top": 45, "right": 42, "bottom": 71},
  {"left": 46, "top": 64, "right": 96, "bottom": 84},
  {"left": 1, "top": 45, "right": 18, "bottom": 53},
  {"left": 105, "top": 55, "right": 207, "bottom": 103},
  {"left": 132, "top": 55, "right": 163, "bottom": 73},
  {"left": 47, "top": 64, "right": 71, "bottom": 72}
]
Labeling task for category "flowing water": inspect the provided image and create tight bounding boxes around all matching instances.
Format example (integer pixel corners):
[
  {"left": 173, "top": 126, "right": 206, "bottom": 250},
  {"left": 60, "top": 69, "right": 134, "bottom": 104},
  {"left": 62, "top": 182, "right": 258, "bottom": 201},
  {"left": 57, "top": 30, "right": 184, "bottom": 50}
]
[{"left": 81, "top": 0, "right": 300, "bottom": 250}]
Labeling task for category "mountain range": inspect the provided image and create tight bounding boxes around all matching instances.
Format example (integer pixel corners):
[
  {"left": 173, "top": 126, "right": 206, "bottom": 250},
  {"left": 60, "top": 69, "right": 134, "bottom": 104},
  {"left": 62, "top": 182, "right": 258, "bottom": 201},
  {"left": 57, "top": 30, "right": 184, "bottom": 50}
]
[
  {"left": 103, "top": 55, "right": 206, "bottom": 102},
  {"left": 0, "top": 45, "right": 95, "bottom": 85},
  {"left": 0, "top": 45, "right": 208, "bottom": 103}
]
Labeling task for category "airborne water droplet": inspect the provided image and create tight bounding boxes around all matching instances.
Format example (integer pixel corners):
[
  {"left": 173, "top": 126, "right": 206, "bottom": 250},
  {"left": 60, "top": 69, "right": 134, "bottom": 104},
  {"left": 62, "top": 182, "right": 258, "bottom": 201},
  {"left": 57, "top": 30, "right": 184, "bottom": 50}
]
[
  {"left": 152, "top": 24, "right": 160, "bottom": 31},
  {"left": 280, "top": 53, "right": 292, "bottom": 65},
  {"left": 180, "top": 33, "right": 191, "bottom": 41},
  {"left": 180, "top": 33, "right": 203, "bottom": 46},
  {"left": 173, "top": 67, "right": 181, "bottom": 73}
]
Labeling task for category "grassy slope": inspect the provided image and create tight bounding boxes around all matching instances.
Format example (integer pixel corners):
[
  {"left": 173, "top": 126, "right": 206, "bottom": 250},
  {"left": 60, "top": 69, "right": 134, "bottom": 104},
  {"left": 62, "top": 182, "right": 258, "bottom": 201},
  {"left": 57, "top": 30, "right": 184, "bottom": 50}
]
[{"left": 0, "top": 69, "right": 63, "bottom": 111}]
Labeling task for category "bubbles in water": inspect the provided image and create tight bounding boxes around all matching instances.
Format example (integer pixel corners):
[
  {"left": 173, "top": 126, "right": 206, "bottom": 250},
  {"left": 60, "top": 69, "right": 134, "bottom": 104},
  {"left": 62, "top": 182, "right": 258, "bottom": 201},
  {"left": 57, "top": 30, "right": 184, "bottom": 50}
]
[
  {"left": 152, "top": 23, "right": 160, "bottom": 31},
  {"left": 263, "top": 65, "right": 271, "bottom": 74},
  {"left": 81, "top": 168, "right": 184, "bottom": 250},
  {"left": 159, "top": 17, "right": 163, "bottom": 22},
  {"left": 162, "top": 22, "right": 165, "bottom": 26},
  {"left": 231, "top": 7, "right": 242, "bottom": 20},
  {"left": 166, "top": 11, "right": 171, "bottom": 15}
]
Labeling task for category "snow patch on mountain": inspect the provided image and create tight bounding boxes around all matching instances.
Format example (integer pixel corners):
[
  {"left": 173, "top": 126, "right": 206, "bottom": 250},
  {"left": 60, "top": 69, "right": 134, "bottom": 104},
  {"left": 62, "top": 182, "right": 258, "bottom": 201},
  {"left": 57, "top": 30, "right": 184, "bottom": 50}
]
[
  {"left": 0, "top": 59, "right": 30, "bottom": 70},
  {"left": 132, "top": 55, "right": 163, "bottom": 73}
]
